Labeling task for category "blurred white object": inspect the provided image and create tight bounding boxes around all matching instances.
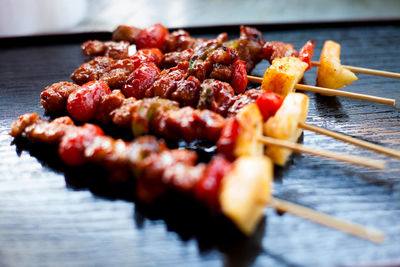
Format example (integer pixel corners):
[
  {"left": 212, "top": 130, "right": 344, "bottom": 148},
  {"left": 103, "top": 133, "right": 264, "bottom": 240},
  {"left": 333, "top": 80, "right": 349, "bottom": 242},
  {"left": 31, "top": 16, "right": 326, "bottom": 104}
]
[
  {"left": 1, "top": 0, "right": 400, "bottom": 37},
  {"left": 77, "top": 0, "right": 400, "bottom": 32},
  {"left": 0, "top": 0, "right": 88, "bottom": 37}
]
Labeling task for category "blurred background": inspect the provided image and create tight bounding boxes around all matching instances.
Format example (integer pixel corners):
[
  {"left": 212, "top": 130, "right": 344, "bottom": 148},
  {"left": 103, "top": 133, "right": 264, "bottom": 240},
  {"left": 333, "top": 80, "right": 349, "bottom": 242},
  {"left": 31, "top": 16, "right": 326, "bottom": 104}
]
[{"left": 1, "top": 0, "right": 400, "bottom": 37}]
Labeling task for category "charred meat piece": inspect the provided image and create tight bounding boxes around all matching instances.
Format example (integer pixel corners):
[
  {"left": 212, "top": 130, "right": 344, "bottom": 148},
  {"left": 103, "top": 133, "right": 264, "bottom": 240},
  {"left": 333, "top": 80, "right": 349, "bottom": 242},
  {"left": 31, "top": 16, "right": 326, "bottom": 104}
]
[
  {"left": 240, "top": 25, "right": 265, "bottom": 43},
  {"left": 131, "top": 98, "right": 179, "bottom": 138},
  {"left": 170, "top": 75, "right": 202, "bottom": 107},
  {"left": 162, "top": 162, "right": 206, "bottom": 193},
  {"left": 197, "top": 79, "right": 236, "bottom": 117},
  {"left": 102, "top": 41, "right": 130, "bottom": 60},
  {"left": 70, "top": 57, "right": 115, "bottom": 85},
  {"left": 112, "top": 25, "right": 142, "bottom": 43},
  {"left": 23, "top": 118, "right": 71, "bottom": 144},
  {"left": 192, "top": 32, "right": 228, "bottom": 58},
  {"left": 10, "top": 113, "right": 39, "bottom": 137},
  {"left": 127, "top": 135, "right": 167, "bottom": 165},
  {"left": 263, "top": 41, "right": 297, "bottom": 64},
  {"left": 40, "top": 82, "right": 80, "bottom": 114},
  {"left": 189, "top": 44, "right": 246, "bottom": 91},
  {"left": 208, "top": 46, "right": 238, "bottom": 65},
  {"left": 205, "top": 46, "right": 238, "bottom": 82},
  {"left": 188, "top": 33, "right": 228, "bottom": 81},
  {"left": 112, "top": 97, "right": 139, "bottom": 128},
  {"left": 141, "top": 149, "right": 203, "bottom": 188},
  {"left": 99, "top": 58, "right": 137, "bottom": 89},
  {"left": 162, "top": 107, "right": 204, "bottom": 141},
  {"left": 81, "top": 40, "right": 105, "bottom": 56},
  {"left": 139, "top": 149, "right": 198, "bottom": 181},
  {"left": 95, "top": 89, "right": 126, "bottom": 124},
  {"left": 162, "top": 48, "right": 194, "bottom": 69},
  {"left": 84, "top": 135, "right": 131, "bottom": 182},
  {"left": 188, "top": 59, "right": 212, "bottom": 82},
  {"left": 164, "top": 29, "right": 197, "bottom": 52},
  {"left": 81, "top": 40, "right": 130, "bottom": 60},
  {"left": 236, "top": 26, "right": 265, "bottom": 73},
  {"left": 135, "top": 148, "right": 205, "bottom": 202},
  {"left": 146, "top": 67, "right": 187, "bottom": 99},
  {"left": 194, "top": 109, "right": 227, "bottom": 141},
  {"left": 209, "top": 64, "right": 233, "bottom": 82}
]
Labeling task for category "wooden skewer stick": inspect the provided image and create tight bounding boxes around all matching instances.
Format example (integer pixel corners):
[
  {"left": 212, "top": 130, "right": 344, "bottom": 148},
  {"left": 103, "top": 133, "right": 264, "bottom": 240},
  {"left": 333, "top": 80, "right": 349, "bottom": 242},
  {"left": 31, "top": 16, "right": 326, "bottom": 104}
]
[
  {"left": 257, "top": 136, "right": 386, "bottom": 170},
  {"left": 299, "top": 122, "right": 400, "bottom": 159},
  {"left": 295, "top": 84, "right": 395, "bottom": 106},
  {"left": 246, "top": 75, "right": 266, "bottom": 84},
  {"left": 311, "top": 61, "right": 400, "bottom": 80},
  {"left": 247, "top": 75, "right": 396, "bottom": 106},
  {"left": 247, "top": 75, "right": 398, "bottom": 156},
  {"left": 270, "top": 197, "right": 385, "bottom": 244}
]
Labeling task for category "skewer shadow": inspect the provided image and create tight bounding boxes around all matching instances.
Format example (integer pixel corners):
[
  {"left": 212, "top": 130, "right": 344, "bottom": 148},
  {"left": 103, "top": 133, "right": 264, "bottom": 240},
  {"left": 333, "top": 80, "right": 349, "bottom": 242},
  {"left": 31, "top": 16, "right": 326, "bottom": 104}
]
[
  {"left": 270, "top": 132, "right": 396, "bottom": 192},
  {"left": 273, "top": 134, "right": 305, "bottom": 183},
  {"left": 314, "top": 93, "right": 350, "bottom": 120},
  {"left": 12, "top": 137, "right": 286, "bottom": 267},
  {"left": 15, "top": 133, "right": 393, "bottom": 266},
  {"left": 298, "top": 76, "right": 349, "bottom": 120},
  {"left": 134, "top": 195, "right": 266, "bottom": 267},
  {"left": 339, "top": 168, "right": 396, "bottom": 191}
]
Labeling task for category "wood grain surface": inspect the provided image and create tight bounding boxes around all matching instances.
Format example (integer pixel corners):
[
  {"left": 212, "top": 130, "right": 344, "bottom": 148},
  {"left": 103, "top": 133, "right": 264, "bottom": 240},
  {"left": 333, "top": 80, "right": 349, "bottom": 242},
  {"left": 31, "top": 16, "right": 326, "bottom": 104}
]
[{"left": 1, "top": 23, "right": 400, "bottom": 267}]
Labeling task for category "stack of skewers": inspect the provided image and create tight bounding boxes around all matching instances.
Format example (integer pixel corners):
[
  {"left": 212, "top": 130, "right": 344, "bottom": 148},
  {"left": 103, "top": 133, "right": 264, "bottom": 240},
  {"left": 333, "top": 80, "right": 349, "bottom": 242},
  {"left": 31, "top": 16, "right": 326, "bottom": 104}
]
[{"left": 10, "top": 23, "right": 400, "bottom": 244}]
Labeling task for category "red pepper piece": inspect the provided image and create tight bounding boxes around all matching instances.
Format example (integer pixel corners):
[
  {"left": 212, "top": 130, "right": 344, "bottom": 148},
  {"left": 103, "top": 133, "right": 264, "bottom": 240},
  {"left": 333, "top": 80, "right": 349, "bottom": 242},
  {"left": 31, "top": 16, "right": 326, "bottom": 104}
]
[
  {"left": 67, "top": 81, "right": 111, "bottom": 121},
  {"left": 130, "top": 48, "right": 164, "bottom": 69},
  {"left": 135, "top": 24, "right": 169, "bottom": 50},
  {"left": 297, "top": 40, "right": 315, "bottom": 71},
  {"left": 216, "top": 118, "right": 240, "bottom": 161},
  {"left": 231, "top": 60, "right": 248, "bottom": 94},
  {"left": 256, "top": 90, "right": 284, "bottom": 122},
  {"left": 122, "top": 62, "right": 160, "bottom": 98},
  {"left": 58, "top": 124, "right": 104, "bottom": 166},
  {"left": 194, "top": 155, "right": 232, "bottom": 211}
]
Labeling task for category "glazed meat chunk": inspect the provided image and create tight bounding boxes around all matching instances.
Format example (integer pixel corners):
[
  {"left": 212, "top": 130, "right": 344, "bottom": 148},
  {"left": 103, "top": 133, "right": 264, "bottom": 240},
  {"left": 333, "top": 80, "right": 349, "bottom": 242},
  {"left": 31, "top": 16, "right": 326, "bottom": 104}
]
[
  {"left": 263, "top": 41, "right": 297, "bottom": 63},
  {"left": 40, "top": 82, "right": 80, "bottom": 114},
  {"left": 99, "top": 58, "right": 137, "bottom": 89},
  {"left": 81, "top": 40, "right": 130, "bottom": 59},
  {"left": 112, "top": 25, "right": 142, "bottom": 43},
  {"left": 164, "top": 29, "right": 197, "bottom": 52},
  {"left": 70, "top": 57, "right": 115, "bottom": 85}
]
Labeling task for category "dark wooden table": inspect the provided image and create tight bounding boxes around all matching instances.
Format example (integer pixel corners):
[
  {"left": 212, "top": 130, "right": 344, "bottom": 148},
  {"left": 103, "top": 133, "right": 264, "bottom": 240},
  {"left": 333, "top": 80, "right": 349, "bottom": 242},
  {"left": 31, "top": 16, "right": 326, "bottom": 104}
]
[{"left": 1, "top": 22, "right": 400, "bottom": 267}]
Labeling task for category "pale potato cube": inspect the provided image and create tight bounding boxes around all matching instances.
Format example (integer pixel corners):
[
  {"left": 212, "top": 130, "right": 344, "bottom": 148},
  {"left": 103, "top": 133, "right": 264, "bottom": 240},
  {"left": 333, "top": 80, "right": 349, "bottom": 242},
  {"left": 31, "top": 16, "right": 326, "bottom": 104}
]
[
  {"left": 261, "top": 57, "right": 308, "bottom": 97},
  {"left": 264, "top": 93, "right": 309, "bottom": 166},
  {"left": 219, "top": 156, "right": 273, "bottom": 235},
  {"left": 316, "top": 40, "right": 358, "bottom": 89},
  {"left": 234, "top": 103, "right": 264, "bottom": 158}
]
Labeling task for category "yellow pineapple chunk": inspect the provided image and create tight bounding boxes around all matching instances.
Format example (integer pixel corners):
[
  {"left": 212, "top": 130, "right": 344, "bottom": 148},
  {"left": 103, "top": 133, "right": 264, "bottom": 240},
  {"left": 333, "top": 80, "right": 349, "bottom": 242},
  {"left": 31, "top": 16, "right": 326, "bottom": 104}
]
[
  {"left": 316, "top": 40, "right": 358, "bottom": 89},
  {"left": 261, "top": 57, "right": 308, "bottom": 97},
  {"left": 219, "top": 156, "right": 273, "bottom": 235},
  {"left": 234, "top": 103, "right": 264, "bottom": 158},
  {"left": 264, "top": 93, "right": 309, "bottom": 166}
]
